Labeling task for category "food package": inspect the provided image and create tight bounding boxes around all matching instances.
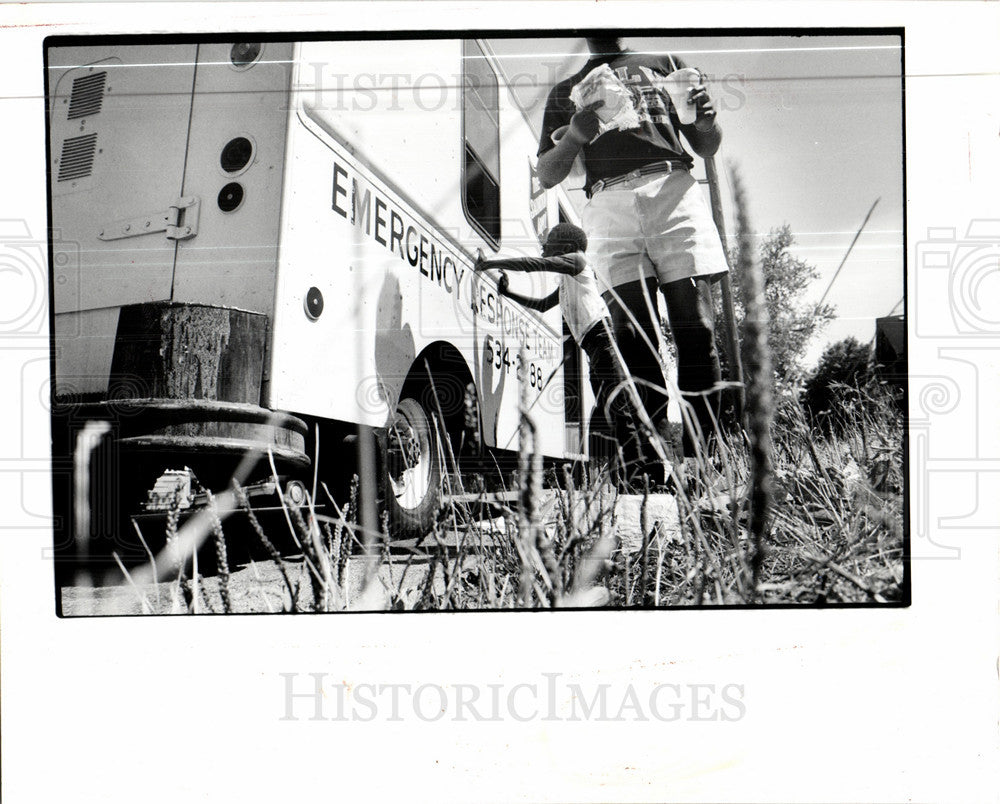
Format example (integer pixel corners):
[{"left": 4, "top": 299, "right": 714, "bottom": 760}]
[{"left": 569, "top": 63, "right": 641, "bottom": 134}]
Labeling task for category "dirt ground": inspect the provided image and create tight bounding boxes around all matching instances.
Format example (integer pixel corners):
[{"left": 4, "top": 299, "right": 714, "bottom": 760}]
[
  {"left": 58, "top": 527, "right": 484, "bottom": 616},
  {"left": 58, "top": 493, "right": 681, "bottom": 616},
  {"left": 60, "top": 552, "right": 443, "bottom": 616}
]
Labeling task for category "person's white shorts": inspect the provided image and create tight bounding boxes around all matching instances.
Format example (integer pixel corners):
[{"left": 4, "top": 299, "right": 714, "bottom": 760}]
[{"left": 581, "top": 168, "right": 729, "bottom": 291}]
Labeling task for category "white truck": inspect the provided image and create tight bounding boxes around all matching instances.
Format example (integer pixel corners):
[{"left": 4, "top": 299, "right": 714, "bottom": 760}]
[{"left": 47, "top": 37, "right": 592, "bottom": 548}]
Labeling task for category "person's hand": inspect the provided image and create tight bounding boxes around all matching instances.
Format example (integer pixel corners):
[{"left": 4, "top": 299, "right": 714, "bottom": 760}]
[
  {"left": 473, "top": 248, "right": 486, "bottom": 271},
  {"left": 497, "top": 272, "right": 510, "bottom": 294},
  {"left": 567, "top": 100, "right": 605, "bottom": 145},
  {"left": 688, "top": 83, "right": 717, "bottom": 132}
]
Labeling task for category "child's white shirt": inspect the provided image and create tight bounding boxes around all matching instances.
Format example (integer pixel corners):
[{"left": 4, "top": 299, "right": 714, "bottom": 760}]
[{"left": 560, "top": 253, "right": 610, "bottom": 343}]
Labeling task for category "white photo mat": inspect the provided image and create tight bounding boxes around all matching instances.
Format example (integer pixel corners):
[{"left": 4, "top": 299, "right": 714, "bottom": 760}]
[{"left": 1, "top": 2, "right": 998, "bottom": 802}]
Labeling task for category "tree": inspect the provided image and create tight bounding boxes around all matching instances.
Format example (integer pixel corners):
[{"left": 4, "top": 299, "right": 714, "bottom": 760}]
[
  {"left": 728, "top": 225, "right": 836, "bottom": 387},
  {"left": 801, "top": 336, "right": 874, "bottom": 426}
]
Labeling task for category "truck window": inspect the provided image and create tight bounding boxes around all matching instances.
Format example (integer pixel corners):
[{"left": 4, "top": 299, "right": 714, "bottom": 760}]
[{"left": 462, "top": 40, "right": 501, "bottom": 247}]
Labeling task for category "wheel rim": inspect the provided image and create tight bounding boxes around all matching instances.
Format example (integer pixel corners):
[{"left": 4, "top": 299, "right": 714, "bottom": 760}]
[{"left": 386, "top": 411, "right": 432, "bottom": 511}]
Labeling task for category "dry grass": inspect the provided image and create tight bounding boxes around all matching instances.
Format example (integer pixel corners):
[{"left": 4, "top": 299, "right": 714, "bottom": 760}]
[{"left": 67, "top": 368, "right": 902, "bottom": 615}]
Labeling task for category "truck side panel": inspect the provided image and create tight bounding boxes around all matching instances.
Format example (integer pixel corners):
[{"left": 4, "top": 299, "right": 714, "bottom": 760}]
[{"left": 267, "top": 40, "right": 568, "bottom": 457}]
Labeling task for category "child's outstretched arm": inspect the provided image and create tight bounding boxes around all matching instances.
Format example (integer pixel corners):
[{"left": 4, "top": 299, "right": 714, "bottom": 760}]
[
  {"left": 474, "top": 252, "right": 583, "bottom": 276},
  {"left": 496, "top": 272, "right": 560, "bottom": 312}
]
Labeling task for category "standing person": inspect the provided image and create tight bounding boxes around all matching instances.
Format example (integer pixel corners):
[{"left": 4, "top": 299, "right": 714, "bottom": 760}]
[
  {"left": 536, "top": 37, "right": 730, "bottom": 477},
  {"left": 473, "top": 222, "right": 662, "bottom": 485}
]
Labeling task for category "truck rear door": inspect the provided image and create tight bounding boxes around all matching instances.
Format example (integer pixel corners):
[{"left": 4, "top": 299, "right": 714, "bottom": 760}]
[
  {"left": 49, "top": 44, "right": 198, "bottom": 314},
  {"left": 49, "top": 44, "right": 198, "bottom": 394}
]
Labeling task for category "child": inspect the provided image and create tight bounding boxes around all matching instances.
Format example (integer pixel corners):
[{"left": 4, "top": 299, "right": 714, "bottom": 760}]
[{"left": 474, "top": 223, "right": 663, "bottom": 485}]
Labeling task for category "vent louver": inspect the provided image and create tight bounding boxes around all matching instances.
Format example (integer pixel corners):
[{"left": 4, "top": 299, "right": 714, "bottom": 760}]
[
  {"left": 68, "top": 71, "right": 106, "bottom": 120},
  {"left": 57, "top": 132, "right": 98, "bottom": 182}
]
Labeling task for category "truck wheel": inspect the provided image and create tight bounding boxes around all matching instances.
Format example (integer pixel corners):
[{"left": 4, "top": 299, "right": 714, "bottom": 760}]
[{"left": 383, "top": 397, "right": 443, "bottom": 535}]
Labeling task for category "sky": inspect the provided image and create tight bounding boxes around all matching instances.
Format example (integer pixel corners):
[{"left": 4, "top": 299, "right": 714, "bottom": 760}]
[{"left": 487, "top": 34, "right": 904, "bottom": 368}]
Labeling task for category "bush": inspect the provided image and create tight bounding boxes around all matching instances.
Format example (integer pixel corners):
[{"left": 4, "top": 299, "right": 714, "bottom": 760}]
[{"left": 802, "top": 337, "right": 875, "bottom": 429}]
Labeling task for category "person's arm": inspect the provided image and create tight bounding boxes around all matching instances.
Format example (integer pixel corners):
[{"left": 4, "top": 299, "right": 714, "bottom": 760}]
[
  {"left": 476, "top": 253, "right": 583, "bottom": 277},
  {"left": 500, "top": 281, "right": 561, "bottom": 313},
  {"left": 536, "top": 102, "right": 604, "bottom": 189},
  {"left": 678, "top": 81, "right": 722, "bottom": 157},
  {"left": 667, "top": 55, "right": 722, "bottom": 158}
]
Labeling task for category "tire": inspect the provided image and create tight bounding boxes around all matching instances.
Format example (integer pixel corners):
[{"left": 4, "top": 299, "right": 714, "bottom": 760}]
[{"left": 383, "top": 397, "right": 443, "bottom": 536}]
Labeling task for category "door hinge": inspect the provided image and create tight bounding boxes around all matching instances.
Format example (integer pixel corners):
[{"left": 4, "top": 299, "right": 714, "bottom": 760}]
[{"left": 99, "top": 196, "right": 201, "bottom": 242}]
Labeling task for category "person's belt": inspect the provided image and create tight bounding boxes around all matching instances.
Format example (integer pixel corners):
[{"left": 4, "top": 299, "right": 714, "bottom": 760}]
[{"left": 587, "top": 160, "right": 690, "bottom": 197}]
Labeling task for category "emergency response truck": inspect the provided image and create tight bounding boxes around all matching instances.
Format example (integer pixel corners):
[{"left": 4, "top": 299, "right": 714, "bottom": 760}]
[{"left": 47, "top": 37, "right": 592, "bottom": 562}]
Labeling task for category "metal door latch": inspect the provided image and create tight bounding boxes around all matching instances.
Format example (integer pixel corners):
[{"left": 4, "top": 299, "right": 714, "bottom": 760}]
[{"left": 99, "top": 196, "right": 200, "bottom": 242}]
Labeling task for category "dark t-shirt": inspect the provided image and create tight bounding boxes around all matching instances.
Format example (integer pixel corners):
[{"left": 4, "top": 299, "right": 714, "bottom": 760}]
[{"left": 538, "top": 51, "right": 697, "bottom": 189}]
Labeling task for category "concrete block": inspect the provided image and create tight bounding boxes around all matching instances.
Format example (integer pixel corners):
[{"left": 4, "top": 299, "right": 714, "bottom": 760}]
[{"left": 613, "top": 493, "right": 682, "bottom": 555}]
